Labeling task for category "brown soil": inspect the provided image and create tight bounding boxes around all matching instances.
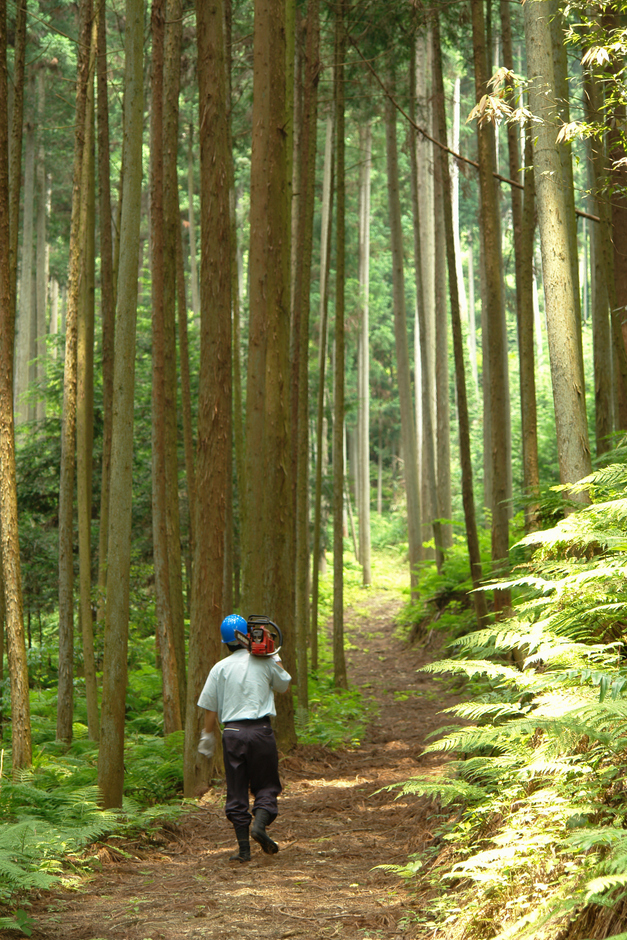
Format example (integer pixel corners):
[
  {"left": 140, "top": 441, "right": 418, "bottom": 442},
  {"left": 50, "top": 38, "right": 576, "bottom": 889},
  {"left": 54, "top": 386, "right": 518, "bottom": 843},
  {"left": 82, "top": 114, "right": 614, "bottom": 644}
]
[{"left": 15, "top": 593, "right": 464, "bottom": 940}]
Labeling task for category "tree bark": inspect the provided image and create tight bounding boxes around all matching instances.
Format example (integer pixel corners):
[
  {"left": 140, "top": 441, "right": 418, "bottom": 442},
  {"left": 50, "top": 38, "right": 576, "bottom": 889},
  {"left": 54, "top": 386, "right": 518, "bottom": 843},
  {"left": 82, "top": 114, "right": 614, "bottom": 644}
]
[
  {"left": 96, "top": 0, "right": 115, "bottom": 624},
  {"left": 357, "top": 121, "right": 372, "bottom": 585},
  {"left": 35, "top": 67, "right": 47, "bottom": 423},
  {"left": 333, "top": 0, "right": 348, "bottom": 688},
  {"left": 311, "top": 109, "right": 334, "bottom": 675},
  {"left": 16, "top": 94, "right": 34, "bottom": 426},
  {"left": 385, "top": 75, "right": 422, "bottom": 601},
  {"left": 76, "top": 65, "right": 99, "bottom": 740},
  {"left": 8, "top": 0, "right": 26, "bottom": 327},
  {"left": 150, "top": 0, "right": 181, "bottom": 736},
  {"left": 524, "top": 0, "right": 592, "bottom": 493},
  {"left": 432, "top": 16, "right": 488, "bottom": 626},
  {"left": 0, "top": 0, "right": 32, "bottom": 772},
  {"left": 291, "top": 0, "right": 320, "bottom": 718},
  {"left": 98, "top": 0, "right": 144, "bottom": 807},
  {"left": 501, "top": 0, "right": 540, "bottom": 530},
  {"left": 163, "top": 0, "right": 186, "bottom": 720},
  {"left": 183, "top": 0, "right": 231, "bottom": 795},
  {"left": 57, "top": 0, "right": 95, "bottom": 745},
  {"left": 409, "top": 44, "right": 443, "bottom": 570},
  {"left": 470, "top": 0, "right": 511, "bottom": 610}
]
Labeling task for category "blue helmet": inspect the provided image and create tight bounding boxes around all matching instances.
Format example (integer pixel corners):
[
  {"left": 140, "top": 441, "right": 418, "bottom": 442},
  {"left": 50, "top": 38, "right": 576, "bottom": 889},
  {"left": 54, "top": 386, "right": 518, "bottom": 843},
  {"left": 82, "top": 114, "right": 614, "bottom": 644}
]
[{"left": 220, "top": 614, "right": 247, "bottom": 645}]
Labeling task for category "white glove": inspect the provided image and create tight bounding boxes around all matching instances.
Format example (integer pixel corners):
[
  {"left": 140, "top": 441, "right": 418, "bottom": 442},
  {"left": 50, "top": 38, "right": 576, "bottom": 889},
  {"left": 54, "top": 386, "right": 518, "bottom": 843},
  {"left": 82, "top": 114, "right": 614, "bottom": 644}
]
[{"left": 198, "top": 730, "right": 216, "bottom": 759}]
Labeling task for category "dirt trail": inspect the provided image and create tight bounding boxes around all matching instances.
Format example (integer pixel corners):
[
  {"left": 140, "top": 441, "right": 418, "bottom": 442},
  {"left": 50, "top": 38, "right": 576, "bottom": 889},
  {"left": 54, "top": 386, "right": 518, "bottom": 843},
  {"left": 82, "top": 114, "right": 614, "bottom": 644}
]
[{"left": 19, "top": 594, "right": 463, "bottom": 940}]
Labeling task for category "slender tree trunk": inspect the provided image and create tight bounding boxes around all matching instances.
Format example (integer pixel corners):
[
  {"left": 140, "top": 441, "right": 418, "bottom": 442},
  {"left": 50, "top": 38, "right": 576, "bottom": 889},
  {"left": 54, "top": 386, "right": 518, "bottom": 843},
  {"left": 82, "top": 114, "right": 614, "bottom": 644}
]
[
  {"left": 35, "top": 68, "right": 47, "bottom": 423},
  {"left": 501, "top": 0, "right": 540, "bottom": 529},
  {"left": 385, "top": 76, "right": 422, "bottom": 600},
  {"left": 176, "top": 215, "right": 196, "bottom": 560},
  {"left": 76, "top": 73, "right": 99, "bottom": 740},
  {"left": 163, "top": 0, "right": 186, "bottom": 720},
  {"left": 8, "top": 0, "right": 26, "bottom": 326},
  {"left": 96, "top": 0, "right": 115, "bottom": 624},
  {"left": 16, "top": 97, "right": 34, "bottom": 426},
  {"left": 433, "top": 16, "right": 488, "bottom": 626},
  {"left": 291, "top": 0, "right": 320, "bottom": 718},
  {"left": 583, "top": 70, "right": 613, "bottom": 453},
  {"left": 183, "top": 0, "right": 231, "bottom": 795},
  {"left": 519, "top": 132, "right": 540, "bottom": 529},
  {"left": 357, "top": 121, "right": 372, "bottom": 585},
  {"left": 410, "top": 45, "right": 443, "bottom": 570},
  {"left": 57, "top": 0, "right": 95, "bottom": 745},
  {"left": 333, "top": 0, "right": 348, "bottom": 688},
  {"left": 98, "top": 0, "right": 143, "bottom": 807},
  {"left": 467, "top": 244, "right": 478, "bottom": 389},
  {"left": 0, "top": 0, "right": 32, "bottom": 772},
  {"left": 150, "top": 0, "right": 181, "bottom": 736},
  {"left": 311, "top": 109, "right": 334, "bottom": 675},
  {"left": 524, "top": 0, "right": 592, "bottom": 493},
  {"left": 470, "top": 0, "right": 511, "bottom": 610},
  {"left": 186, "top": 125, "right": 199, "bottom": 320}
]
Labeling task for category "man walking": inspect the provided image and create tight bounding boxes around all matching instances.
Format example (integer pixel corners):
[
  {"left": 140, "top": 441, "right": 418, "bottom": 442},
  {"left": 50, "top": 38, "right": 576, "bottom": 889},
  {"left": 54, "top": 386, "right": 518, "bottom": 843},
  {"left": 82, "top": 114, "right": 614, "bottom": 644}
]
[{"left": 197, "top": 614, "right": 292, "bottom": 862}]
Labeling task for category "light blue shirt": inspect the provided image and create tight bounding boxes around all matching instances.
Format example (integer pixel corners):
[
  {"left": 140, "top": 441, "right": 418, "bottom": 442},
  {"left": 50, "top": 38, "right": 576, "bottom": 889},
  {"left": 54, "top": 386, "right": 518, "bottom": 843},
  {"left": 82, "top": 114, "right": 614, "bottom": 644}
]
[{"left": 197, "top": 649, "right": 292, "bottom": 722}]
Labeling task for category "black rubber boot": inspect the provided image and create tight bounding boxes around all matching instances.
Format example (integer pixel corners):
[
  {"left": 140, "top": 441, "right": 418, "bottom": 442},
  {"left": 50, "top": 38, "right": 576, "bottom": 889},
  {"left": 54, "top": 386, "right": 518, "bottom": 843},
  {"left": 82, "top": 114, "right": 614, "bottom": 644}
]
[
  {"left": 251, "top": 809, "right": 278, "bottom": 855},
  {"left": 229, "top": 825, "right": 251, "bottom": 862}
]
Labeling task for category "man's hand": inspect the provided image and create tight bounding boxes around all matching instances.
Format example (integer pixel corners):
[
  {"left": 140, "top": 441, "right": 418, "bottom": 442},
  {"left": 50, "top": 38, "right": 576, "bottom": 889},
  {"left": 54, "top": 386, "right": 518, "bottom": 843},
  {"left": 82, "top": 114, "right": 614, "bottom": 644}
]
[{"left": 198, "top": 730, "right": 216, "bottom": 759}]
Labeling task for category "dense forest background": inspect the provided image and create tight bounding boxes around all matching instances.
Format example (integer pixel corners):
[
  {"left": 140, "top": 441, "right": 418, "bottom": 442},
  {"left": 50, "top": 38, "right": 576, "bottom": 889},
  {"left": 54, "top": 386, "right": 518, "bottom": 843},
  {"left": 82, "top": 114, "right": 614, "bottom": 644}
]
[{"left": 2, "top": 0, "right": 627, "bottom": 935}]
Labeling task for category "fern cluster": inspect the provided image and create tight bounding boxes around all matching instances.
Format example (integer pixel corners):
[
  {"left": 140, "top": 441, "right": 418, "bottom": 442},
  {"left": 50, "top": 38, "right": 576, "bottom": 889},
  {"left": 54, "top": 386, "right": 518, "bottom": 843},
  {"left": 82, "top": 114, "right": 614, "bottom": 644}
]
[{"left": 393, "top": 464, "right": 627, "bottom": 940}]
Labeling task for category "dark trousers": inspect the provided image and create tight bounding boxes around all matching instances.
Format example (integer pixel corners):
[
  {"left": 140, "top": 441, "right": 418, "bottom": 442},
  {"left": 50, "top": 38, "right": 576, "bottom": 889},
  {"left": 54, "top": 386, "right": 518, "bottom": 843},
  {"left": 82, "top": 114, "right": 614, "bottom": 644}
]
[{"left": 222, "top": 719, "right": 282, "bottom": 829}]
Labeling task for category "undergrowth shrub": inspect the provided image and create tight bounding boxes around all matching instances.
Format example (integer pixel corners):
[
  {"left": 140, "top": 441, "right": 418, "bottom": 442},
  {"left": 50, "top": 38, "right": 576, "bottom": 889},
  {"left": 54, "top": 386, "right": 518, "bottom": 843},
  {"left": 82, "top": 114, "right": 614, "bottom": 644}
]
[{"left": 386, "top": 463, "right": 627, "bottom": 940}]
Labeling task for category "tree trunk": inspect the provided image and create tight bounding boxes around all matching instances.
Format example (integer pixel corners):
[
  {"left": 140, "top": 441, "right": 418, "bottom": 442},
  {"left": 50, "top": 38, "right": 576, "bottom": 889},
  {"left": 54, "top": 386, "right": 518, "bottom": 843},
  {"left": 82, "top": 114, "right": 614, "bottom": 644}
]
[
  {"left": 163, "top": 0, "right": 186, "bottom": 721},
  {"left": 311, "top": 109, "right": 334, "bottom": 675},
  {"left": 333, "top": 0, "right": 348, "bottom": 689},
  {"left": 291, "top": 0, "right": 320, "bottom": 718},
  {"left": 16, "top": 97, "right": 34, "bottom": 426},
  {"left": 432, "top": 16, "right": 488, "bottom": 626},
  {"left": 183, "top": 0, "right": 231, "bottom": 795},
  {"left": 35, "top": 67, "right": 47, "bottom": 423},
  {"left": 0, "top": 0, "right": 32, "bottom": 772},
  {"left": 8, "top": 0, "right": 27, "bottom": 329},
  {"left": 409, "top": 45, "right": 443, "bottom": 570},
  {"left": 96, "top": 0, "right": 115, "bottom": 624},
  {"left": 186, "top": 125, "right": 200, "bottom": 320},
  {"left": 524, "top": 0, "right": 592, "bottom": 493},
  {"left": 501, "top": 0, "right": 540, "bottom": 530},
  {"left": 357, "top": 120, "right": 372, "bottom": 585},
  {"left": 583, "top": 69, "right": 613, "bottom": 454},
  {"left": 385, "top": 75, "right": 422, "bottom": 600},
  {"left": 76, "top": 73, "right": 99, "bottom": 740},
  {"left": 57, "top": 0, "right": 95, "bottom": 745},
  {"left": 470, "top": 0, "right": 511, "bottom": 610},
  {"left": 150, "top": 0, "right": 181, "bottom": 736},
  {"left": 98, "top": 0, "right": 144, "bottom": 807}
]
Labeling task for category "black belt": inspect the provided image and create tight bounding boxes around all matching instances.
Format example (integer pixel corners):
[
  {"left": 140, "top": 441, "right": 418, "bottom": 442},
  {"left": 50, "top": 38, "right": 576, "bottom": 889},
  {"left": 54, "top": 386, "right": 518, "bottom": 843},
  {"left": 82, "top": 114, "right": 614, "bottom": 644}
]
[{"left": 224, "top": 716, "right": 271, "bottom": 727}]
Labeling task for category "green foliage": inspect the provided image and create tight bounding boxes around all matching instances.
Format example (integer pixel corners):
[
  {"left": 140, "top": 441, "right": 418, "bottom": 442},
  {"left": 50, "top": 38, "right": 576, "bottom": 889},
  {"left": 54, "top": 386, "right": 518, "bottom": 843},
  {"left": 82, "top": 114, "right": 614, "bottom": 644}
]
[
  {"left": 298, "top": 675, "right": 376, "bottom": 748},
  {"left": 390, "top": 463, "right": 627, "bottom": 939}
]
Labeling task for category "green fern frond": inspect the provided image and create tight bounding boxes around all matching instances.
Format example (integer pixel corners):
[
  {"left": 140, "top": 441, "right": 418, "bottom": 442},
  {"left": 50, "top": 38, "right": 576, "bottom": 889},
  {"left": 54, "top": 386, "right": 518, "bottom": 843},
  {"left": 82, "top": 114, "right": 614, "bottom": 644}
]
[
  {"left": 441, "top": 701, "right": 529, "bottom": 722},
  {"left": 421, "top": 660, "right": 525, "bottom": 682},
  {"left": 381, "top": 777, "right": 486, "bottom": 805}
]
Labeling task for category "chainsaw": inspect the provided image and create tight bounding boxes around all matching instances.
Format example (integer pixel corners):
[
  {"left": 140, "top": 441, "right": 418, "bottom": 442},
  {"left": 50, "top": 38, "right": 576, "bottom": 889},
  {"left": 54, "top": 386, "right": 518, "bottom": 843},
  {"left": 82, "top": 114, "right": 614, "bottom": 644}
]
[{"left": 234, "top": 615, "right": 283, "bottom": 657}]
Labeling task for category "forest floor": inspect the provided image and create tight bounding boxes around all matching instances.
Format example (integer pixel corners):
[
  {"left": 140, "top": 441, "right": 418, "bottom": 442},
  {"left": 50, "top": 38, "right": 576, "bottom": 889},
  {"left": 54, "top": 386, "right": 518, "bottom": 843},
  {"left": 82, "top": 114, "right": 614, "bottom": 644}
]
[{"left": 12, "top": 590, "right": 466, "bottom": 940}]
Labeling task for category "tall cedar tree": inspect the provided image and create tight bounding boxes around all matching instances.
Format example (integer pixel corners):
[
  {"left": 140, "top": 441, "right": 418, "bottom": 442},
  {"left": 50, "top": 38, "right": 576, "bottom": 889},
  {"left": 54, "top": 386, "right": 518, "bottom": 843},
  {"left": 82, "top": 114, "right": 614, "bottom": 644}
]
[
  {"left": 333, "top": 0, "right": 348, "bottom": 689},
  {"left": 183, "top": 0, "right": 231, "bottom": 795},
  {"left": 98, "top": 0, "right": 144, "bottom": 808},
  {"left": 57, "top": 0, "right": 94, "bottom": 744},
  {"left": 524, "top": 0, "right": 592, "bottom": 494},
  {"left": 0, "top": 0, "right": 31, "bottom": 772},
  {"left": 96, "top": 0, "right": 116, "bottom": 622},
  {"left": 432, "top": 17, "right": 488, "bottom": 626},
  {"left": 150, "top": 0, "right": 181, "bottom": 736},
  {"left": 469, "top": 0, "right": 511, "bottom": 612},
  {"left": 292, "top": 0, "right": 320, "bottom": 717}
]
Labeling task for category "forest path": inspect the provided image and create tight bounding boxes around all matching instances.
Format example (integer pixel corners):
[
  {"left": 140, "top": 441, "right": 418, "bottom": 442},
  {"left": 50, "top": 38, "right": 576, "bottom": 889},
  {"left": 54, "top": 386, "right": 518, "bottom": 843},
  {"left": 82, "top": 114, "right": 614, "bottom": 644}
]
[{"left": 23, "top": 591, "right": 463, "bottom": 940}]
